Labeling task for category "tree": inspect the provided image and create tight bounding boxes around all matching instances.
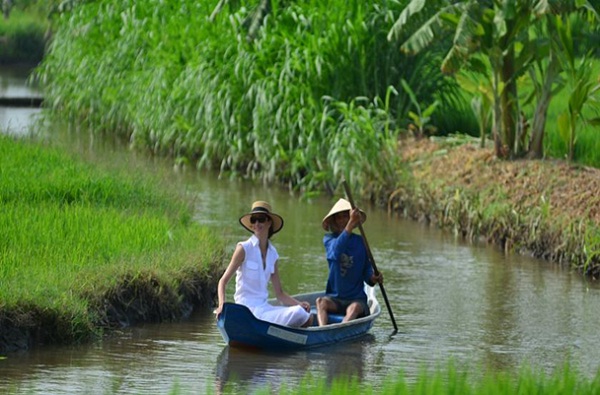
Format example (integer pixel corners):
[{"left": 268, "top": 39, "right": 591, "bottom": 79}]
[{"left": 387, "top": 0, "right": 598, "bottom": 160}]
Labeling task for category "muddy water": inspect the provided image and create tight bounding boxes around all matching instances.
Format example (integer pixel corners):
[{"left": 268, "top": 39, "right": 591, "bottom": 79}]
[{"left": 2, "top": 70, "right": 600, "bottom": 394}]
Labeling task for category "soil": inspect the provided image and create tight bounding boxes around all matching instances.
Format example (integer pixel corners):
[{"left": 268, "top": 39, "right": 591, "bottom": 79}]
[
  {"left": 399, "top": 138, "right": 600, "bottom": 227},
  {"left": 392, "top": 137, "right": 600, "bottom": 277}
]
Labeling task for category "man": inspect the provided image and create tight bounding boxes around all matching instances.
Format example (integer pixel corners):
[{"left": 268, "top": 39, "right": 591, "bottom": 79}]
[{"left": 316, "top": 198, "right": 383, "bottom": 326}]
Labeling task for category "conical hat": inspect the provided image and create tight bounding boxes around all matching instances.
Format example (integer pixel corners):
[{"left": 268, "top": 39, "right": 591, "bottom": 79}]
[{"left": 322, "top": 198, "right": 366, "bottom": 231}]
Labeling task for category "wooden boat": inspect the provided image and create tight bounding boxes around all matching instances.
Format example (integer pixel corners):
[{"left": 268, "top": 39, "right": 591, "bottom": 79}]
[{"left": 216, "top": 286, "right": 380, "bottom": 350}]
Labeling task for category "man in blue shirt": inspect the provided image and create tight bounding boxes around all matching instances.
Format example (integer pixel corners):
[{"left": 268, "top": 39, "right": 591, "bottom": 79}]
[{"left": 316, "top": 198, "right": 383, "bottom": 326}]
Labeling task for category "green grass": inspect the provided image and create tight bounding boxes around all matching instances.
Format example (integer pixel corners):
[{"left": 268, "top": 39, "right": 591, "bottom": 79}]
[
  {"left": 198, "top": 362, "right": 600, "bottom": 394},
  {"left": 0, "top": 134, "right": 225, "bottom": 345},
  {"left": 542, "top": 61, "right": 600, "bottom": 167}
]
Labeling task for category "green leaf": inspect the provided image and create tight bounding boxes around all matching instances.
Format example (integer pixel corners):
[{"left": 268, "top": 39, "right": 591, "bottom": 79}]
[
  {"left": 557, "top": 111, "right": 570, "bottom": 143},
  {"left": 587, "top": 117, "right": 600, "bottom": 126}
]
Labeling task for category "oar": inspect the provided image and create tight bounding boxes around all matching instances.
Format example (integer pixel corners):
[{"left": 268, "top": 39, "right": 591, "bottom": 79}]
[{"left": 342, "top": 180, "right": 398, "bottom": 334}]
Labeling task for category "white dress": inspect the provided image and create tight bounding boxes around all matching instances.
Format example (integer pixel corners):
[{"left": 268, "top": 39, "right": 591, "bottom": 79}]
[{"left": 234, "top": 235, "right": 310, "bottom": 327}]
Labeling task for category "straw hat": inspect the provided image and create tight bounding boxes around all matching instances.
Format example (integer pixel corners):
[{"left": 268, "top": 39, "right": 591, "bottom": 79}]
[
  {"left": 239, "top": 201, "right": 284, "bottom": 234},
  {"left": 322, "top": 198, "right": 366, "bottom": 231}
]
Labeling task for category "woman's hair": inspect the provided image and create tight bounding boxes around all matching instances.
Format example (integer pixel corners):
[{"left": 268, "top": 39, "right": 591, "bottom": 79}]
[{"left": 268, "top": 225, "right": 274, "bottom": 238}]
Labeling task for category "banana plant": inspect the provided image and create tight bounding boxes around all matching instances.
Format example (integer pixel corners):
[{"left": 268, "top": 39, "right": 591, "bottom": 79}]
[
  {"left": 400, "top": 78, "right": 439, "bottom": 137},
  {"left": 387, "top": 0, "right": 599, "bottom": 160},
  {"left": 456, "top": 71, "right": 493, "bottom": 148},
  {"left": 554, "top": 15, "right": 600, "bottom": 161}
]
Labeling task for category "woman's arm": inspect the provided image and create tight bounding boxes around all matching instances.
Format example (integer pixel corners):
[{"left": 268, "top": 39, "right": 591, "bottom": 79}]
[{"left": 213, "top": 244, "right": 245, "bottom": 318}]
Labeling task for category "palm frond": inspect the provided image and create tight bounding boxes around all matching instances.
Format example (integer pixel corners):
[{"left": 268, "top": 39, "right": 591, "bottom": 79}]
[
  {"left": 578, "top": 0, "right": 600, "bottom": 20},
  {"left": 387, "top": 0, "right": 428, "bottom": 42}
]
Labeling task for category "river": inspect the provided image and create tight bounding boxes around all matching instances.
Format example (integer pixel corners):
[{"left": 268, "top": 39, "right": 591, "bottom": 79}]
[
  {"left": 2, "top": 66, "right": 600, "bottom": 394},
  {"left": 0, "top": 65, "right": 41, "bottom": 136}
]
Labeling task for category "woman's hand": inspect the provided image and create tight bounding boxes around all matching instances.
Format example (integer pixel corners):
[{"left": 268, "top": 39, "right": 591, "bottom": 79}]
[
  {"left": 213, "top": 305, "right": 223, "bottom": 319},
  {"left": 299, "top": 301, "right": 311, "bottom": 312}
]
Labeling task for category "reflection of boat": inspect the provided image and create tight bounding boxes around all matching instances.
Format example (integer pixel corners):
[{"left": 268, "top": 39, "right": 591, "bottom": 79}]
[
  {"left": 216, "top": 286, "right": 380, "bottom": 350},
  {"left": 214, "top": 336, "right": 373, "bottom": 393}
]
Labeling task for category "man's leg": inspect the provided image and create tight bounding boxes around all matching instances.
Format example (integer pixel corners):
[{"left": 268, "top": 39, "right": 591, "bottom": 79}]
[
  {"left": 315, "top": 296, "right": 338, "bottom": 326},
  {"left": 343, "top": 301, "right": 365, "bottom": 323}
]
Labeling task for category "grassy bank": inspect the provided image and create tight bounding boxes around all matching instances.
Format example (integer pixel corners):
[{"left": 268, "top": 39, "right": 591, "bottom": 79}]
[
  {"left": 32, "top": 1, "right": 600, "bottom": 278},
  {"left": 388, "top": 137, "right": 600, "bottom": 278},
  {"left": 0, "top": 8, "right": 48, "bottom": 65},
  {"left": 0, "top": 134, "right": 226, "bottom": 353},
  {"left": 36, "top": 0, "right": 464, "bottom": 197}
]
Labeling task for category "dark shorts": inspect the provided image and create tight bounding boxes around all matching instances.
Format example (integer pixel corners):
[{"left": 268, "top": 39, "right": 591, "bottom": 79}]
[{"left": 329, "top": 297, "right": 370, "bottom": 318}]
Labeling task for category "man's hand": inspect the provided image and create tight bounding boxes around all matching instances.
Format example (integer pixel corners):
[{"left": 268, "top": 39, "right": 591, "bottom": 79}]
[{"left": 370, "top": 272, "right": 383, "bottom": 285}]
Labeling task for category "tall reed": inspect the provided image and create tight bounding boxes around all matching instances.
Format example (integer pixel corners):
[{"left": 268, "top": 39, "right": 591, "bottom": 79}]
[{"left": 36, "top": 0, "right": 463, "bottom": 197}]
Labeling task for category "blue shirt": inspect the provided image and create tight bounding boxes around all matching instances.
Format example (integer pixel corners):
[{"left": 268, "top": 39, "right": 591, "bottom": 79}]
[{"left": 323, "top": 230, "right": 373, "bottom": 302}]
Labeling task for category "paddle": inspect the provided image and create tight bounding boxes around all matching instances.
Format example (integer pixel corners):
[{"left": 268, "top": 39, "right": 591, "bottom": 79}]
[{"left": 342, "top": 179, "right": 398, "bottom": 334}]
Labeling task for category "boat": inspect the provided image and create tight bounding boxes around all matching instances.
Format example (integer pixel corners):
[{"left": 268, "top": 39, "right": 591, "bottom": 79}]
[{"left": 216, "top": 286, "right": 380, "bottom": 350}]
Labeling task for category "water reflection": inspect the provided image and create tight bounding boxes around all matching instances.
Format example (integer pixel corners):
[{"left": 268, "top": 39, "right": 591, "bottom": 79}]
[
  {"left": 215, "top": 336, "right": 373, "bottom": 393},
  {"left": 0, "top": 65, "right": 41, "bottom": 136},
  {"left": 482, "top": 253, "right": 518, "bottom": 372}
]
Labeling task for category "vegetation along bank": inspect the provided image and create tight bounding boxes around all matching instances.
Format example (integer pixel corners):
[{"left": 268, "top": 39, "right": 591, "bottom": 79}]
[
  {"left": 0, "top": 135, "right": 226, "bottom": 353},
  {"left": 0, "top": 3, "right": 48, "bottom": 65},
  {"left": 34, "top": 1, "right": 600, "bottom": 277}
]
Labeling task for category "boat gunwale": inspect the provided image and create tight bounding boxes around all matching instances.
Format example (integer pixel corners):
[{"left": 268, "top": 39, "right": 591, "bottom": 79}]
[{"left": 222, "top": 287, "right": 381, "bottom": 333}]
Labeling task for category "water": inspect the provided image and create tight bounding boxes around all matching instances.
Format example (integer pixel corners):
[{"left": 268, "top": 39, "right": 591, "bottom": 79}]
[
  {"left": 2, "top": 70, "right": 600, "bottom": 394},
  {"left": 0, "top": 65, "right": 41, "bottom": 136}
]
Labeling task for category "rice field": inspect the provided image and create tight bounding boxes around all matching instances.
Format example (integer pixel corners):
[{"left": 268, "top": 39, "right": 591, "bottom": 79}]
[{"left": 0, "top": 134, "right": 226, "bottom": 348}]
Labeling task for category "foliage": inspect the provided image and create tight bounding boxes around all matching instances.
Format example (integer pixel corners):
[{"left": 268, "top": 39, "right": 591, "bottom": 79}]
[
  {"left": 35, "top": 0, "right": 467, "bottom": 197},
  {"left": 387, "top": 0, "right": 600, "bottom": 161},
  {"left": 0, "top": 8, "right": 47, "bottom": 64},
  {"left": 553, "top": 16, "right": 600, "bottom": 161}
]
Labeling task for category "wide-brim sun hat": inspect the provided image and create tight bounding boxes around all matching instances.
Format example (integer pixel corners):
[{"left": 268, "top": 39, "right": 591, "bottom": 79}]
[
  {"left": 239, "top": 201, "right": 284, "bottom": 234},
  {"left": 322, "top": 198, "right": 366, "bottom": 231}
]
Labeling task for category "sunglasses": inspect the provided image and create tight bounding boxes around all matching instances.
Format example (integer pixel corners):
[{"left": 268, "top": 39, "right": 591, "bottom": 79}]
[{"left": 250, "top": 216, "right": 270, "bottom": 224}]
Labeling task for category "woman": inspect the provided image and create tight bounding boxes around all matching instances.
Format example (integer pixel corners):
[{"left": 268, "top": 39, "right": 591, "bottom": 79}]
[{"left": 213, "top": 201, "right": 313, "bottom": 327}]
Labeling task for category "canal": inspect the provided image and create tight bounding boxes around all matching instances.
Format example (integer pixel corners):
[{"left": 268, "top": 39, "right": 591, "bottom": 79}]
[{"left": 2, "top": 66, "right": 600, "bottom": 394}]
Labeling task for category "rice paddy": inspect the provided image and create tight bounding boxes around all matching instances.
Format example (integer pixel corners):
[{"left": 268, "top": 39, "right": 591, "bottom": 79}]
[{"left": 0, "top": 134, "right": 226, "bottom": 350}]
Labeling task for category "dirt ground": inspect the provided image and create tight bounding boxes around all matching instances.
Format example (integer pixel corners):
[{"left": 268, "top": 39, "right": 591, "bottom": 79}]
[
  {"left": 393, "top": 137, "right": 600, "bottom": 277},
  {"left": 400, "top": 137, "right": 600, "bottom": 228}
]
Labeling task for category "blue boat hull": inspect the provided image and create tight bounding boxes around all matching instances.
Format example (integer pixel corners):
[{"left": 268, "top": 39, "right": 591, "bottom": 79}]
[{"left": 217, "top": 288, "right": 380, "bottom": 350}]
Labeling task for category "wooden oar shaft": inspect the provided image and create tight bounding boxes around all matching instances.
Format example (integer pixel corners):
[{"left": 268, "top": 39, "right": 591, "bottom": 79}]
[{"left": 342, "top": 180, "right": 398, "bottom": 333}]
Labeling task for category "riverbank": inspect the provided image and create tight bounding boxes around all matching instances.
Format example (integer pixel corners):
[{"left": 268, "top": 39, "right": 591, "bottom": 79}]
[
  {"left": 0, "top": 135, "right": 226, "bottom": 353},
  {"left": 386, "top": 136, "right": 600, "bottom": 278},
  {"left": 0, "top": 8, "right": 47, "bottom": 66}
]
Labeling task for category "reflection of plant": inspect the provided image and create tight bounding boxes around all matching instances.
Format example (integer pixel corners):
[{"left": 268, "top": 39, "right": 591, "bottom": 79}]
[
  {"left": 555, "top": 15, "right": 600, "bottom": 161},
  {"left": 400, "top": 78, "right": 438, "bottom": 138}
]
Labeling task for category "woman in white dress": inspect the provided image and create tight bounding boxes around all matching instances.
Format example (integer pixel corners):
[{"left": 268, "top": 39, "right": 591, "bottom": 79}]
[{"left": 214, "top": 201, "right": 313, "bottom": 327}]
